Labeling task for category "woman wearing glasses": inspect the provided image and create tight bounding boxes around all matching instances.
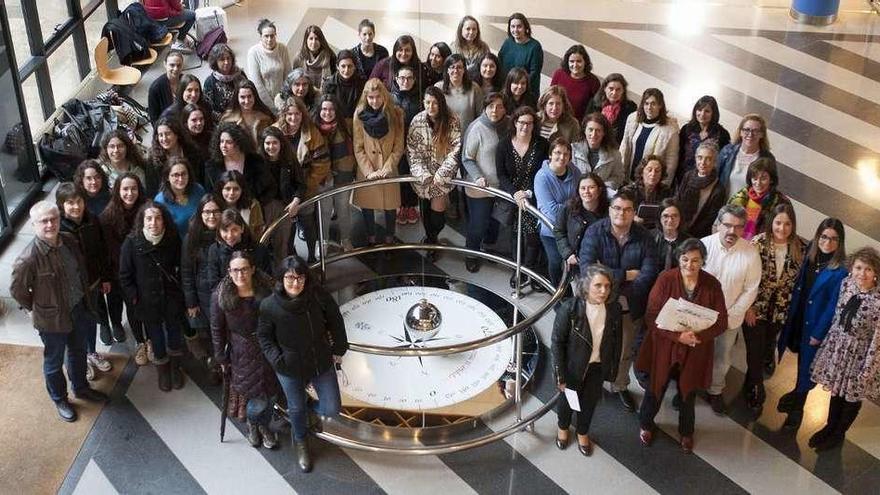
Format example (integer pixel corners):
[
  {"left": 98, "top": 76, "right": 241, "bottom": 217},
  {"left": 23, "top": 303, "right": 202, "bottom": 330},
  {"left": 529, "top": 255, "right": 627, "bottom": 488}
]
[
  {"left": 717, "top": 114, "right": 775, "bottom": 200},
  {"left": 258, "top": 255, "right": 348, "bottom": 473}
]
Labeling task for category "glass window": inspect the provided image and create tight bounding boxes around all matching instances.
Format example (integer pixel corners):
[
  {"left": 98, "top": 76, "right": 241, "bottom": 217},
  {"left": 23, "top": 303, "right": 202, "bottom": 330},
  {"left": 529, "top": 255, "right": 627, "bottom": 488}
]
[
  {"left": 48, "top": 36, "right": 84, "bottom": 111},
  {"left": 5, "top": 2, "right": 30, "bottom": 71},
  {"left": 38, "top": 1, "right": 73, "bottom": 44}
]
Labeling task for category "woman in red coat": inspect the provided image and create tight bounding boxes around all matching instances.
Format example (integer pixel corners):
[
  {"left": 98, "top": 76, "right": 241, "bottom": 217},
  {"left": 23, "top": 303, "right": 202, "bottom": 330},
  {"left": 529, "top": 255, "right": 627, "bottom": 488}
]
[{"left": 635, "top": 238, "right": 728, "bottom": 453}]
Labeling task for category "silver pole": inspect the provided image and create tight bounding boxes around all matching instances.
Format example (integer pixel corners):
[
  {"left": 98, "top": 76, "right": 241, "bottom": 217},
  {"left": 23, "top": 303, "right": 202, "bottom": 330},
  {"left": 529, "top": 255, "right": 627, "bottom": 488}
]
[
  {"left": 513, "top": 203, "right": 524, "bottom": 423},
  {"left": 512, "top": 204, "right": 523, "bottom": 300},
  {"left": 317, "top": 198, "right": 326, "bottom": 282}
]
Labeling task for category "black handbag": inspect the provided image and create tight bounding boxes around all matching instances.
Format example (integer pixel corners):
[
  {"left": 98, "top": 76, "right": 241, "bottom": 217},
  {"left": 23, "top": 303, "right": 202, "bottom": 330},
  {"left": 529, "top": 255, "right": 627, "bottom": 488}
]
[{"left": 491, "top": 198, "right": 516, "bottom": 224}]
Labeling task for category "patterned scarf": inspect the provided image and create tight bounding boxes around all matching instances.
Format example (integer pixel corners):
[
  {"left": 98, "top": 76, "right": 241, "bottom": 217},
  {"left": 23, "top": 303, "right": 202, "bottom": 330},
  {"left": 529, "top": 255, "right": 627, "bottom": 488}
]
[{"left": 743, "top": 187, "right": 769, "bottom": 240}]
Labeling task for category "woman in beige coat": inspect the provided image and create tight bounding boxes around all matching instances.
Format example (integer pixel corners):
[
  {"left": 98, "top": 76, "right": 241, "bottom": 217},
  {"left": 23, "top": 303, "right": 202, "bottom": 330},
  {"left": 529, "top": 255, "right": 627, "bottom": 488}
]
[{"left": 353, "top": 78, "right": 405, "bottom": 245}]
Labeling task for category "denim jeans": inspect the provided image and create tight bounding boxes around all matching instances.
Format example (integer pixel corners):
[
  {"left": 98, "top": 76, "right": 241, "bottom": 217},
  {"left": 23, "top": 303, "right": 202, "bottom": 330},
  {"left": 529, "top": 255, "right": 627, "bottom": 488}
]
[
  {"left": 539, "top": 235, "right": 564, "bottom": 287},
  {"left": 163, "top": 10, "right": 196, "bottom": 41},
  {"left": 144, "top": 319, "right": 184, "bottom": 363},
  {"left": 38, "top": 302, "right": 93, "bottom": 402},
  {"left": 276, "top": 367, "right": 342, "bottom": 441},
  {"left": 465, "top": 196, "right": 499, "bottom": 251}
]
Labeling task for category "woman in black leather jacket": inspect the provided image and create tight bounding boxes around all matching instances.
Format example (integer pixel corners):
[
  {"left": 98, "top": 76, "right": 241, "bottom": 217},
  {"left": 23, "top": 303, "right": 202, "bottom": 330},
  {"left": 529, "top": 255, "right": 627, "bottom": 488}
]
[{"left": 552, "top": 263, "right": 622, "bottom": 457}]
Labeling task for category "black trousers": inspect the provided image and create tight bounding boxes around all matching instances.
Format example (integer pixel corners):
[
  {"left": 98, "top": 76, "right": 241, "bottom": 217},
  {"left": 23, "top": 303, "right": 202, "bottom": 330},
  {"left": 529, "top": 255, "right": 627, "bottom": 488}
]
[
  {"left": 742, "top": 320, "right": 780, "bottom": 389},
  {"left": 106, "top": 280, "right": 145, "bottom": 343},
  {"left": 638, "top": 364, "right": 696, "bottom": 436},
  {"left": 557, "top": 363, "right": 603, "bottom": 435}
]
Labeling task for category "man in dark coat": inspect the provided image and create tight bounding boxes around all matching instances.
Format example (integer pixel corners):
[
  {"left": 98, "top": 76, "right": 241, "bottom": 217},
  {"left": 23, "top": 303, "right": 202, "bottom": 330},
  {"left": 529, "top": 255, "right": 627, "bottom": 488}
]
[{"left": 10, "top": 201, "right": 108, "bottom": 422}]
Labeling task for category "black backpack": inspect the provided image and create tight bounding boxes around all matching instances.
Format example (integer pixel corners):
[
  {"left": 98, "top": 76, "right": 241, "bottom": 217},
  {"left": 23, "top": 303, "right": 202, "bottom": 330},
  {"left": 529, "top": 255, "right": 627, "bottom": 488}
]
[
  {"left": 122, "top": 3, "right": 169, "bottom": 44},
  {"left": 38, "top": 99, "right": 118, "bottom": 180},
  {"left": 101, "top": 18, "right": 150, "bottom": 64}
]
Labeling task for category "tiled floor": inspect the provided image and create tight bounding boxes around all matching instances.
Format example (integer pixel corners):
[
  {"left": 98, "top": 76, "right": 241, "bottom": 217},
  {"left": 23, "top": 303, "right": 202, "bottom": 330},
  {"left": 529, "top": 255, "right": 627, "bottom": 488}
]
[{"left": 3, "top": 0, "right": 880, "bottom": 493}]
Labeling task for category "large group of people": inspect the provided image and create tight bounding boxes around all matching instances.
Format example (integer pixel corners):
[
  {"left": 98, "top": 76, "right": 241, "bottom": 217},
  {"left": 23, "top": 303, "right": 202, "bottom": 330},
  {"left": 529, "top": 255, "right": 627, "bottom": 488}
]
[{"left": 8, "top": 11, "right": 880, "bottom": 474}]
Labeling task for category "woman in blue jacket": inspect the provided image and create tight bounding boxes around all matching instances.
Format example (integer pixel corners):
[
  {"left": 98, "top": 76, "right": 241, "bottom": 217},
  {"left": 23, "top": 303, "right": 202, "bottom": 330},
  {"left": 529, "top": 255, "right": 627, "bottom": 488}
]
[{"left": 777, "top": 218, "right": 847, "bottom": 429}]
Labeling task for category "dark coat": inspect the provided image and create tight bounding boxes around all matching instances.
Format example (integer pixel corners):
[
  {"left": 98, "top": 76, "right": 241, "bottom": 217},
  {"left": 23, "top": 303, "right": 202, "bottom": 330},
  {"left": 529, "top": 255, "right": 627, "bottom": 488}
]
[
  {"left": 181, "top": 228, "right": 216, "bottom": 319},
  {"left": 118, "top": 231, "right": 185, "bottom": 324},
  {"left": 635, "top": 268, "right": 728, "bottom": 398},
  {"left": 257, "top": 286, "right": 348, "bottom": 380},
  {"left": 716, "top": 143, "right": 775, "bottom": 198},
  {"left": 204, "top": 153, "right": 275, "bottom": 205},
  {"left": 99, "top": 206, "right": 138, "bottom": 279},
  {"left": 554, "top": 205, "right": 599, "bottom": 261},
  {"left": 10, "top": 233, "right": 91, "bottom": 333},
  {"left": 60, "top": 212, "right": 111, "bottom": 287},
  {"left": 147, "top": 74, "right": 174, "bottom": 123},
  {"left": 205, "top": 239, "right": 272, "bottom": 290},
  {"left": 552, "top": 297, "right": 622, "bottom": 389},
  {"left": 649, "top": 228, "right": 690, "bottom": 271},
  {"left": 578, "top": 218, "right": 659, "bottom": 319},
  {"left": 586, "top": 98, "right": 636, "bottom": 143},
  {"left": 778, "top": 257, "right": 847, "bottom": 392},
  {"left": 674, "top": 170, "right": 726, "bottom": 239},
  {"left": 211, "top": 273, "right": 278, "bottom": 400}
]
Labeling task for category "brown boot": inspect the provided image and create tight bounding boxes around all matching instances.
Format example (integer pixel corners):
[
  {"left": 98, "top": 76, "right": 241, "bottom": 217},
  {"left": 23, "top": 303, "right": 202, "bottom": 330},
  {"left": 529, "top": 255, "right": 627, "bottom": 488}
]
[
  {"left": 170, "top": 356, "right": 185, "bottom": 390},
  {"left": 157, "top": 362, "right": 172, "bottom": 392}
]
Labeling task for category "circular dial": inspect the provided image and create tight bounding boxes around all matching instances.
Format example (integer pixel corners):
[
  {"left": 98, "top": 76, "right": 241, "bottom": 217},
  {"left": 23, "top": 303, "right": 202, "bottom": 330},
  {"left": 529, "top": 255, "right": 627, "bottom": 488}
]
[{"left": 339, "top": 287, "right": 513, "bottom": 411}]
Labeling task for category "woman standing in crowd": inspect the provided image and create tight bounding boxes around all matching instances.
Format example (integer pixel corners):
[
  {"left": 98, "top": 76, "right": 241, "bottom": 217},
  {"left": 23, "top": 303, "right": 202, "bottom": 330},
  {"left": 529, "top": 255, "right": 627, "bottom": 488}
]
[
  {"left": 553, "top": 264, "right": 622, "bottom": 456},
  {"left": 728, "top": 158, "right": 790, "bottom": 241},
  {"left": 149, "top": 117, "right": 202, "bottom": 194},
  {"left": 211, "top": 251, "right": 279, "bottom": 449},
  {"left": 472, "top": 53, "right": 503, "bottom": 95},
  {"left": 204, "top": 44, "right": 248, "bottom": 121},
  {"left": 313, "top": 95, "right": 357, "bottom": 250},
  {"left": 553, "top": 173, "right": 608, "bottom": 285},
  {"left": 777, "top": 218, "right": 848, "bottom": 429},
  {"left": 498, "top": 13, "right": 543, "bottom": 100},
  {"left": 353, "top": 79, "right": 405, "bottom": 246},
  {"left": 119, "top": 201, "right": 186, "bottom": 391},
  {"left": 207, "top": 209, "right": 272, "bottom": 289},
  {"left": 625, "top": 155, "right": 673, "bottom": 230},
  {"left": 74, "top": 160, "right": 111, "bottom": 217},
  {"left": 424, "top": 42, "right": 452, "bottom": 88},
  {"left": 222, "top": 80, "right": 275, "bottom": 147},
  {"left": 276, "top": 68, "right": 320, "bottom": 112},
  {"left": 550, "top": 45, "right": 600, "bottom": 122},
  {"left": 321, "top": 50, "right": 365, "bottom": 128},
  {"left": 498, "top": 106, "right": 549, "bottom": 288},
  {"left": 154, "top": 158, "right": 206, "bottom": 238},
  {"left": 619, "top": 88, "right": 679, "bottom": 185},
  {"left": 182, "top": 103, "right": 213, "bottom": 160},
  {"left": 407, "top": 86, "right": 462, "bottom": 256},
  {"left": 437, "top": 54, "right": 484, "bottom": 135},
  {"left": 246, "top": 19, "right": 291, "bottom": 106},
  {"left": 56, "top": 183, "right": 113, "bottom": 379},
  {"left": 718, "top": 113, "right": 774, "bottom": 199},
  {"left": 741, "top": 204, "right": 803, "bottom": 411},
  {"left": 372, "top": 35, "right": 426, "bottom": 94},
  {"left": 258, "top": 255, "right": 348, "bottom": 473},
  {"left": 501, "top": 68, "right": 537, "bottom": 114},
  {"left": 148, "top": 51, "right": 184, "bottom": 123},
  {"left": 182, "top": 195, "right": 224, "bottom": 383},
  {"left": 586, "top": 73, "right": 637, "bottom": 142},
  {"left": 650, "top": 198, "right": 689, "bottom": 272},
  {"left": 537, "top": 86, "right": 581, "bottom": 144},
  {"left": 536, "top": 137, "right": 582, "bottom": 287},
  {"left": 571, "top": 112, "right": 625, "bottom": 191},
  {"left": 453, "top": 16, "right": 490, "bottom": 71},
  {"left": 636, "top": 238, "right": 728, "bottom": 453},
  {"left": 100, "top": 174, "right": 147, "bottom": 352},
  {"left": 160, "top": 74, "right": 212, "bottom": 125},
  {"left": 352, "top": 19, "right": 388, "bottom": 80},
  {"left": 392, "top": 66, "right": 424, "bottom": 227},
  {"left": 291, "top": 25, "right": 337, "bottom": 88},
  {"left": 273, "top": 97, "right": 331, "bottom": 262},
  {"left": 205, "top": 122, "right": 274, "bottom": 202},
  {"left": 216, "top": 171, "right": 265, "bottom": 239},
  {"left": 675, "top": 143, "right": 725, "bottom": 238},
  {"left": 676, "top": 95, "right": 730, "bottom": 186},
  {"left": 810, "top": 247, "right": 880, "bottom": 451},
  {"left": 259, "top": 126, "right": 306, "bottom": 260},
  {"left": 99, "top": 130, "right": 147, "bottom": 189},
  {"left": 462, "top": 92, "right": 509, "bottom": 273}
]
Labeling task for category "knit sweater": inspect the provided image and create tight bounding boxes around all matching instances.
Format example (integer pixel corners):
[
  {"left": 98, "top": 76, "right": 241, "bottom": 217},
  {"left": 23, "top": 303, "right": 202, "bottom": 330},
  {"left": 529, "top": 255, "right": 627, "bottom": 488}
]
[
  {"left": 246, "top": 43, "right": 291, "bottom": 107},
  {"left": 549, "top": 69, "right": 600, "bottom": 121},
  {"left": 535, "top": 161, "right": 581, "bottom": 238},
  {"left": 462, "top": 114, "right": 510, "bottom": 198},
  {"left": 498, "top": 37, "right": 544, "bottom": 100},
  {"left": 435, "top": 81, "right": 484, "bottom": 135}
]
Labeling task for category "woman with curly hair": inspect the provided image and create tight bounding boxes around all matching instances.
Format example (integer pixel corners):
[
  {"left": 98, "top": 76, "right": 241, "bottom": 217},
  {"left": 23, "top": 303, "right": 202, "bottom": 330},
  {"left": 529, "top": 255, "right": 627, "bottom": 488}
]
[
  {"left": 205, "top": 121, "right": 274, "bottom": 204},
  {"left": 221, "top": 79, "right": 275, "bottom": 147},
  {"left": 204, "top": 43, "right": 248, "bottom": 121},
  {"left": 148, "top": 116, "right": 203, "bottom": 194},
  {"left": 99, "top": 130, "right": 147, "bottom": 190}
]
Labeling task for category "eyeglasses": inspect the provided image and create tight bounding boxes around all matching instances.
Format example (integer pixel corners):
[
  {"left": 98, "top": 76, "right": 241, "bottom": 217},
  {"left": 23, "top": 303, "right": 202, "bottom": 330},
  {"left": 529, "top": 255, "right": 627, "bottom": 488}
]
[
  {"left": 741, "top": 127, "right": 763, "bottom": 135},
  {"left": 283, "top": 274, "right": 307, "bottom": 283},
  {"left": 609, "top": 205, "right": 635, "bottom": 215},
  {"left": 202, "top": 209, "right": 221, "bottom": 216},
  {"left": 396, "top": 75, "right": 414, "bottom": 81},
  {"left": 515, "top": 120, "right": 534, "bottom": 126},
  {"left": 448, "top": 65, "right": 465, "bottom": 72},
  {"left": 720, "top": 222, "right": 745, "bottom": 230},
  {"left": 169, "top": 172, "right": 188, "bottom": 178},
  {"left": 228, "top": 267, "right": 252, "bottom": 275},
  {"left": 819, "top": 234, "right": 840, "bottom": 243}
]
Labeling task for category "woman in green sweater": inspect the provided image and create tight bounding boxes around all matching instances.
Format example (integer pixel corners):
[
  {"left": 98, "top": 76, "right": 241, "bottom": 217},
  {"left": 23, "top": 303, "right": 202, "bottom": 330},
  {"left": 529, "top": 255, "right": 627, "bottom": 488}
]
[{"left": 498, "top": 13, "right": 544, "bottom": 101}]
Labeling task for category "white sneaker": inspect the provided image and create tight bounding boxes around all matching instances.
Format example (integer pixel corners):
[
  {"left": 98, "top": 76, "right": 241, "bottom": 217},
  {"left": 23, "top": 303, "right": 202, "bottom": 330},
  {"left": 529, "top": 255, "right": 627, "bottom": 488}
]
[
  {"left": 88, "top": 353, "right": 113, "bottom": 372},
  {"left": 86, "top": 362, "right": 96, "bottom": 381},
  {"left": 170, "top": 41, "right": 192, "bottom": 53}
]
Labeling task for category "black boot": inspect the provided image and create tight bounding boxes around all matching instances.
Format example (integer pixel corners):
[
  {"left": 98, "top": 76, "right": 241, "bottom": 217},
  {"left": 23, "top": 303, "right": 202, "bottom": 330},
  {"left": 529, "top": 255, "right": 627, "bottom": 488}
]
[
  {"left": 157, "top": 362, "right": 172, "bottom": 392},
  {"left": 777, "top": 390, "right": 798, "bottom": 413},
  {"left": 816, "top": 400, "right": 862, "bottom": 451},
  {"left": 170, "top": 356, "right": 185, "bottom": 390},
  {"left": 295, "top": 438, "right": 312, "bottom": 473},
  {"left": 99, "top": 323, "right": 113, "bottom": 346},
  {"left": 810, "top": 395, "right": 844, "bottom": 448},
  {"left": 782, "top": 392, "right": 807, "bottom": 430},
  {"left": 112, "top": 322, "right": 127, "bottom": 343}
]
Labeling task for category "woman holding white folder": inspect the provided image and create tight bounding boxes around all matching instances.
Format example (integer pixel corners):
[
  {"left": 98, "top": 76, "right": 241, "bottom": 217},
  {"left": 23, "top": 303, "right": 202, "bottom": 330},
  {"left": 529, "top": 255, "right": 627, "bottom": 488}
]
[
  {"left": 551, "top": 264, "right": 622, "bottom": 457},
  {"left": 635, "top": 238, "right": 728, "bottom": 454}
]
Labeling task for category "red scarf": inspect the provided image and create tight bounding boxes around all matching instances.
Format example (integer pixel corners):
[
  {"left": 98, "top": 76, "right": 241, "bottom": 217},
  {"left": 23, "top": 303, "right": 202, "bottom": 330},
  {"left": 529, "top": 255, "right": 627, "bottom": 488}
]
[{"left": 602, "top": 102, "right": 621, "bottom": 126}]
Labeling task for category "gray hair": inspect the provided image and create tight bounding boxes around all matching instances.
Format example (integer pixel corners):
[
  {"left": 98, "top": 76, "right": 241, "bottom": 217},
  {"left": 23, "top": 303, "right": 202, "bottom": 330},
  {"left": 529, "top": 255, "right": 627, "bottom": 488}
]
[
  {"left": 716, "top": 204, "right": 746, "bottom": 224},
  {"left": 29, "top": 200, "right": 59, "bottom": 221},
  {"left": 577, "top": 264, "right": 614, "bottom": 298},
  {"left": 695, "top": 142, "right": 719, "bottom": 157}
]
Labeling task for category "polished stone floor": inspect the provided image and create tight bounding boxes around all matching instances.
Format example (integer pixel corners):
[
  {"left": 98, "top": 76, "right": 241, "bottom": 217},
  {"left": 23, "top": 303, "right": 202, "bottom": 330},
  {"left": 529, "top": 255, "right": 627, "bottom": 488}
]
[{"left": 2, "top": 0, "right": 880, "bottom": 493}]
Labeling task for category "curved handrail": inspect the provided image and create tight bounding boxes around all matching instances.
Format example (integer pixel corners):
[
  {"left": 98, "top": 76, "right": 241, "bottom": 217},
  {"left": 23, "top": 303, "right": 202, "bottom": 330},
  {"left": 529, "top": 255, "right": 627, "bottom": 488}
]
[{"left": 312, "top": 392, "right": 561, "bottom": 454}]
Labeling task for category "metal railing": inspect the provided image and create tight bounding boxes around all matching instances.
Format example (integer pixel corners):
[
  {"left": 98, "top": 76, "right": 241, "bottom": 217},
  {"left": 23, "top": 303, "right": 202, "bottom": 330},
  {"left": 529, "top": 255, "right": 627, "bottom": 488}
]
[{"left": 259, "top": 176, "right": 568, "bottom": 452}]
